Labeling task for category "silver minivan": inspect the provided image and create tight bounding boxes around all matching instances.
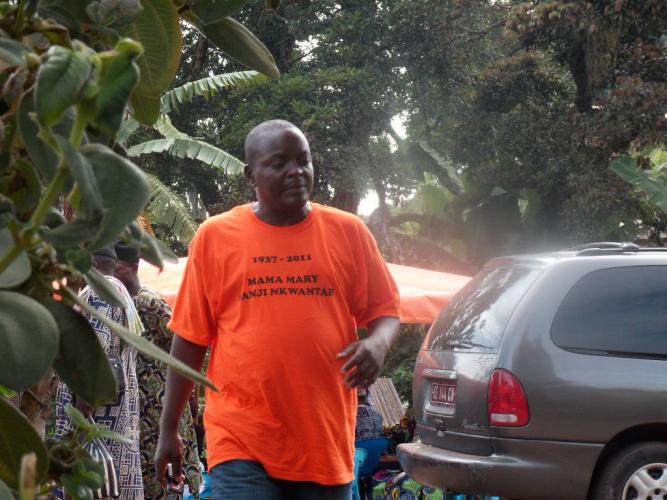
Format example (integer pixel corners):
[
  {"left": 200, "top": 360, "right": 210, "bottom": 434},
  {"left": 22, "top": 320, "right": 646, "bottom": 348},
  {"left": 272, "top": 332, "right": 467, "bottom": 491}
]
[{"left": 398, "top": 244, "right": 667, "bottom": 500}]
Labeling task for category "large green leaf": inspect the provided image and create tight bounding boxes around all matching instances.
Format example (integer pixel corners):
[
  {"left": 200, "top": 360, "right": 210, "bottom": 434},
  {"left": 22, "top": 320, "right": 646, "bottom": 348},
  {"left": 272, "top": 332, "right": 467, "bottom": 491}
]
[
  {"left": 35, "top": 46, "right": 92, "bottom": 126},
  {"left": 611, "top": 156, "right": 667, "bottom": 214},
  {"left": 0, "top": 38, "right": 30, "bottom": 69},
  {"left": 417, "top": 141, "right": 463, "bottom": 196},
  {"left": 41, "top": 299, "right": 118, "bottom": 406},
  {"left": 92, "top": 39, "right": 141, "bottom": 135},
  {"left": 7, "top": 158, "right": 41, "bottom": 215},
  {"left": 0, "top": 291, "right": 59, "bottom": 391},
  {"left": 145, "top": 174, "right": 198, "bottom": 244},
  {"left": 154, "top": 113, "right": 187, "bottom": 139},
  {"left": 0, "top": 228, "right": 31, "bottom": 289},
  {"left": 405, "top": 183, "right": 452, "bottom": 219},
  {"left": 161, "top": 70, "right": 263, "bottom": 113},
  {"left": 183, "top": 14, "right": 279, "bottom": 79},
  {"left": 0, "top": 397, "right": 49, "bottom": 489},
  {"left": 85, "top": 0, "right": 144, "bottom": 26},
  {"left": 43, "top": 217, "right": 102, "bottom": 248},
  {"left": 187, "top": 0, "right": 248, "bottom": 22},
  {"left": 65, "top": 289, "right": 217, "bottom": 390},
  {"left": 128, "top": 137, "right": 244, "bottom": 173},
  {"left": 84, "top": 266, "right": 125, "bottom": 308},
  {"left": 136, "top": 231, "right": 178, "bottom": 271},
  {"left": 57, "top": 137, "right": 103, "bottom": 218},
  {"left": 133, "top": 94, "right": 162, "bottom": 126},
  {"left": 81, "top": 144, "right": 151, "bottom": 251},
  {"left": 17, "top": 95, "right": 57, "bottom": 181},
  {"left": 119, "top": 0, "right": 182, "bottom": 125},
  {"left": 37, "top": 0, "right": 93, "bottom": 25},
  {"left": 116, "top": 118, "right": 140, "bottom": 145}
]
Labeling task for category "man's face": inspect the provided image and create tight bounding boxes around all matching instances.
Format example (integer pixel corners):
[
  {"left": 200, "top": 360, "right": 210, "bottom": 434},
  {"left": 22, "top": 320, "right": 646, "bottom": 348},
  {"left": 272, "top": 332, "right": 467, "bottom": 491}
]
[
  {"left": 114, "top": 260, "right": 136, "bottom": 287},
  {"left": 246, "top": 128, "right": 314, "bottom": 212}
]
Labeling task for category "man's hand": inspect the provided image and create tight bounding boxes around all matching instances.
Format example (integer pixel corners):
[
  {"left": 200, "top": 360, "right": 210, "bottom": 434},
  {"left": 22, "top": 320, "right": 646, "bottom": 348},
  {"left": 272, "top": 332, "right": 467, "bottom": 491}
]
[
  {"left": 337, "top": 336, "right": 390, "bottom": 389},
  {"left": 337, "top": 316, "right": 400, "bottom": 389},
  {"left": 156, "top": 336, "right": 208, "bottom": 486},
  {"left": 154, "top": 428, "right": 185, "bottom": 486}
]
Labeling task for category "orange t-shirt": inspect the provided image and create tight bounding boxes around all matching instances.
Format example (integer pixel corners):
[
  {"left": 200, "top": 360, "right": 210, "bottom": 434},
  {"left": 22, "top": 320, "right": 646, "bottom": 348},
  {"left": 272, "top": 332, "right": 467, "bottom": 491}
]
[{"left": 168, "top": 203, "right": 400, "bottom": 485}]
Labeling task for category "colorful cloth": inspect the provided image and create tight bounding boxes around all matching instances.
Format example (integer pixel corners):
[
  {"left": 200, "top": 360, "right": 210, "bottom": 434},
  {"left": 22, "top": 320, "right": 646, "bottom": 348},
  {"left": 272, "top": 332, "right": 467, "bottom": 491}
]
[
  {"left": 55, "top": 276, "right": 144, "bottom": 499},
  {"left": 372, "top": 471, "right": 443, "bottom": 499},
  {"left": 169, "top": 202, "right": 401, "bottom": 485},
  {"left": 134, "top": 287, "right": 201, "bottom": 499},
  {"left": 356, "top": 389, "right": 384, "bottom": 440}
]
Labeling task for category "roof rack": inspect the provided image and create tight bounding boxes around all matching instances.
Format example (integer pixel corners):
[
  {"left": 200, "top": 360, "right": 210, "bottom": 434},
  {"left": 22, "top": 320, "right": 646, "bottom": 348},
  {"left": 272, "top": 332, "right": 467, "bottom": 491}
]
[{"left": 569, "top": 242, "right": 667, "bottom": 256}]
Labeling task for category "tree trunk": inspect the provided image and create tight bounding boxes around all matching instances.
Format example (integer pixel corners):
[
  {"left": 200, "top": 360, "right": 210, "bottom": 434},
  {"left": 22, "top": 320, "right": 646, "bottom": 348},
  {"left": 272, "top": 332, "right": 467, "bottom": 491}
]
[
  {"left": 569, "top": 44, "right": 593, "bottom": 113},
  {"left": 183, "top": 35, "right": 209, "bottom": 83}
]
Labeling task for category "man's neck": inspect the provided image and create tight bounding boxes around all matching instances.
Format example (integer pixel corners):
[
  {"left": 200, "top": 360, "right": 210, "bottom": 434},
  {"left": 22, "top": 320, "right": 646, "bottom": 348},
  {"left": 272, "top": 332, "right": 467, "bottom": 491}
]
[{"left": 252, "top": 202, "right": 311, "bottom": 227}]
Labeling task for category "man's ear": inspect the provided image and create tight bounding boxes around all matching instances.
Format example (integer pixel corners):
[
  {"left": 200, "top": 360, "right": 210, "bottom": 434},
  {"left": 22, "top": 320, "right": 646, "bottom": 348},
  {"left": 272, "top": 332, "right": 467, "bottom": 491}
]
[{"left": 244, "top": 164, "right": 255, "bottom": 186}]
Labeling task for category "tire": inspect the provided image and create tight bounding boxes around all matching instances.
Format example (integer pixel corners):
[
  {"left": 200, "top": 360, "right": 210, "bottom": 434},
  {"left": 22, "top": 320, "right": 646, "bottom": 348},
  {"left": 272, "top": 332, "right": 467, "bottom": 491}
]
[{"left": 592, "top": 441, "right": 667, "bottom": 500}]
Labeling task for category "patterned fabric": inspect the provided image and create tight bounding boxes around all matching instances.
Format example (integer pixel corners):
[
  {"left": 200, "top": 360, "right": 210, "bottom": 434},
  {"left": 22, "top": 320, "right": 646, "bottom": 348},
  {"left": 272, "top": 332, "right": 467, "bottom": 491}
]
[
  {"left": 134, "top": 287, "right": 201, "bottom": 499},
  {"left": 356, "top": 389, "right": 384, "bottom": 440},
  {"left": 356, "top": 405, "right": 384, "bottom": 440},
  {"left": 55, "top": 276, "right": 144, "bottom": 500}
]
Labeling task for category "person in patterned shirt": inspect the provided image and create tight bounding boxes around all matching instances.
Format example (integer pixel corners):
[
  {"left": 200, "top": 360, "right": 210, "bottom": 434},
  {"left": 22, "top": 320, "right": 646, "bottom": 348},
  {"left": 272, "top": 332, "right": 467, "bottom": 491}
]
[
  {"left": 54, "top": 244, "right": 144, "bottom": 499},
  {"left": 114, "top": 242, "right": 201, "bottom": 499}
]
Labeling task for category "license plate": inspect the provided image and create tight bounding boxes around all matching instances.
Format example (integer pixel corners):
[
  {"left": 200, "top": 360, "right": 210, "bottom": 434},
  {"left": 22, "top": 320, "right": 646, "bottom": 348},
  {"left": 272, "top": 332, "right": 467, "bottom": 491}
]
[{"left": 430, "top": 381, "right": 456, "bottom": 405}]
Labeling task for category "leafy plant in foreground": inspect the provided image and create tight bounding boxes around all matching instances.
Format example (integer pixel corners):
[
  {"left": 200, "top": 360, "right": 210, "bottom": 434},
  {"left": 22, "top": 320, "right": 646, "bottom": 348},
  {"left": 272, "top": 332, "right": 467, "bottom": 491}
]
[{"left": 0, "top": 0, "right": 278, "bottom": 496}]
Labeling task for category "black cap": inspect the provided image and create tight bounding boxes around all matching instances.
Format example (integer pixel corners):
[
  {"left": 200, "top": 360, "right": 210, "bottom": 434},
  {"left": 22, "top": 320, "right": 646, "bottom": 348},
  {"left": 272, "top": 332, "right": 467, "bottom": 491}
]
[
  {"left": 114, "top": 241, "right": 140, "bottom": 263},
  {"left": 92, "top": 244, "right": 117, "bottom": 260}
]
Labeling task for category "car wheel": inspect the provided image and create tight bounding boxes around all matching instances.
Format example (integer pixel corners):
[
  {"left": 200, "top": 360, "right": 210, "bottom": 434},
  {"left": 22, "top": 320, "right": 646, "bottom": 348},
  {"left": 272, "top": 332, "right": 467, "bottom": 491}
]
[{"left": 593, "top": 442, "right": 667, "bottom": 500}]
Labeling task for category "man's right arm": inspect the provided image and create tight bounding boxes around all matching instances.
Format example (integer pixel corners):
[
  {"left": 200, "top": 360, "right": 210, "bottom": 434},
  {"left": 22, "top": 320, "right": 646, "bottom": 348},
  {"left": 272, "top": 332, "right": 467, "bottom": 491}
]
[{"left": 155, "top": 335, "right": 208, "bottom": 485}]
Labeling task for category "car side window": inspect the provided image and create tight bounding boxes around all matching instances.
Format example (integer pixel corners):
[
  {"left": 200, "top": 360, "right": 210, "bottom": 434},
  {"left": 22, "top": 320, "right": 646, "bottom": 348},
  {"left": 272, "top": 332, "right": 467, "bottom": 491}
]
[{"left": 551, "top": 266, "right": 667, "bottom": 358}]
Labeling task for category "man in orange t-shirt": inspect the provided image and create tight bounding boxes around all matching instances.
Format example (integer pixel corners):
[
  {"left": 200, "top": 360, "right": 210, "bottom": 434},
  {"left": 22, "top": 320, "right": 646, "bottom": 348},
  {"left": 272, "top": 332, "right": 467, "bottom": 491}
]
[{"left": 155, "top": 119, "right": 400, "bottom": 499}]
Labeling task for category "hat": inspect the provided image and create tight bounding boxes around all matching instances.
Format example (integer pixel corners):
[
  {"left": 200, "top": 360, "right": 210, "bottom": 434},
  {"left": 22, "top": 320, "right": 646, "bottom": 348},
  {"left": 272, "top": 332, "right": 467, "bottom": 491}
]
[
  {"left": 92, "top": 244, "right": 117, "bottom": 260},
  {"left": 114, "top": 242, "right": 140, "bottom": 263}
]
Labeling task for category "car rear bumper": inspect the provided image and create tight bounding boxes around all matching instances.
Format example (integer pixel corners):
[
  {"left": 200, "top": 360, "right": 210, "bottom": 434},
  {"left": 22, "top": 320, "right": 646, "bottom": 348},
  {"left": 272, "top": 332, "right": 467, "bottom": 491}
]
[{"left": 397, "top": 437, "right": 604, "bottom": 500}]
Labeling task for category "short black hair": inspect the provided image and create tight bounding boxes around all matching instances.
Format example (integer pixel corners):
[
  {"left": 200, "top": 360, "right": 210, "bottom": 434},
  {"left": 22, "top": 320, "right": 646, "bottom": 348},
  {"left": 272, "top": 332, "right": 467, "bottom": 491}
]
[
  {"left": 114, "top": 241, "right": 140, "bottom": 263},
  {"left": 93, "top": 254, "right": 117, "bottom": 276},
  {"left": 244, "top": 119, "right": 301, "bottom": 165}
]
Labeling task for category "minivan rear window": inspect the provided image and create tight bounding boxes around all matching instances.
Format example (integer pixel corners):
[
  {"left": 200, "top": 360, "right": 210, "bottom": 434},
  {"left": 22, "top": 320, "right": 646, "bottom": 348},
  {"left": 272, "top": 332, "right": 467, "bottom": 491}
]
[
  {"left": 551, "top": 266, "right": 667, "bottom": 358},
  {"left": 427, "top": 263, "right": 543, "bottom": 353}
]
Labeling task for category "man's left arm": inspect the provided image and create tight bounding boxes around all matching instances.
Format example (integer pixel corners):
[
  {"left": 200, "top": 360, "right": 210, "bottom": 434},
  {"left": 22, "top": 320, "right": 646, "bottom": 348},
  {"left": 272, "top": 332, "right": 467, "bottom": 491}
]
[{"left": 338, "top": 316, "right": 400, "bottom": 389}]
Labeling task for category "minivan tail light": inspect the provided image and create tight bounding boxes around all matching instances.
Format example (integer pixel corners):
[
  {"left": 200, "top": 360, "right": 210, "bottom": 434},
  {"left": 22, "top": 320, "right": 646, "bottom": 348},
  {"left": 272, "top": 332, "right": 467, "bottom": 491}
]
[{"left": 488, "top": 369, "right": 529, "bottom": 427}]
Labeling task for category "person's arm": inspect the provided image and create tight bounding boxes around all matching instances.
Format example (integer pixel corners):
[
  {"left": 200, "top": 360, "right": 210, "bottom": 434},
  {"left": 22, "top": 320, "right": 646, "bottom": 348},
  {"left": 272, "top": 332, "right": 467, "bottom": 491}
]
[
  {"left": 154, "top": 335, "right": 208, "bottom": 485},
  {"left": 337, "top": 315, "right": 400, "bottom": 389}
]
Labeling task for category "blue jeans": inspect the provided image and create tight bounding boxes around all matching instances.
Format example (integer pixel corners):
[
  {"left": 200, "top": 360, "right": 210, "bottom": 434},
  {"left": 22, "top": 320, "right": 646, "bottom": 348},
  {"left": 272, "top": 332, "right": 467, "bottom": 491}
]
[{"left": 209, "top": 460, "right": 353, "bottom": 500}]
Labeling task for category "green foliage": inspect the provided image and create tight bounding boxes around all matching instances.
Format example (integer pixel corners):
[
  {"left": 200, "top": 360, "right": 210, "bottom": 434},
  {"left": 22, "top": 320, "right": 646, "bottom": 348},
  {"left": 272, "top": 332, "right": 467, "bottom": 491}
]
[
  {"left": 381, "top": 325, "right": 428, "bottom": 407},
  {"left": 0, "top": 291, "right": 59, "bottom": 392},
  {"left": 35, "top": 45, "right": 93, "bottom": 126},
  {"left": 124, "top": 70, "right": 263, "bottom": 244},
  {"left": 119, "top": 0, "right": 182, "bottom": 124},
  {"left": 611, "top": 149, "right": 667, "bottom": 214},
  {"left": 161, "top": 70, "right": 264, "bottom": 113},
  {"left": 0, "top": 0, "right": 279, "bottom": 494},
  {"left": 146, "top": 174, "right": 199, "bottom": 245},
  {"left": 0, "top": 397, "right": 49, "bottom": 489},
  {"left": 83, "top": 143, "right": 151, "bottom": 251},
  {"left": 182, "top": 14, "right": 279, "bottom": 79},
  {"left": 129, "top": 137, "right": 244, "bottom": 173},
  {"left": 0, "top": 229, "right": 30, "bottom": 288},
  {"left": 416, "top": 142, "right": 463, "bottom": 197},
  {"left": 48, "top": 405, "right": 134, "bottom": 500}
]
